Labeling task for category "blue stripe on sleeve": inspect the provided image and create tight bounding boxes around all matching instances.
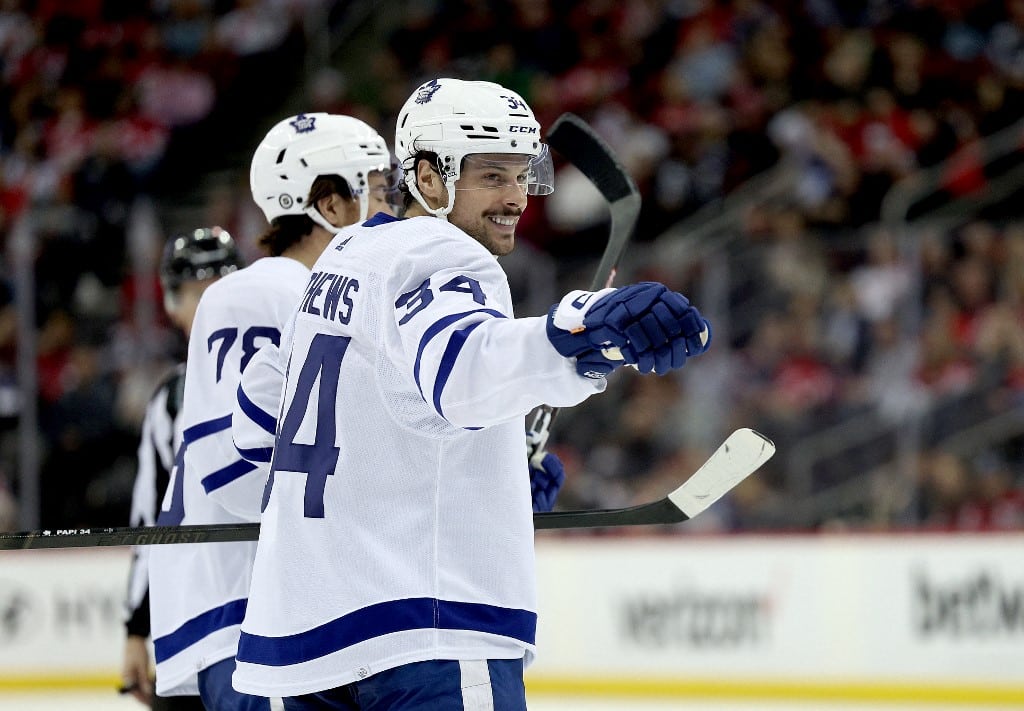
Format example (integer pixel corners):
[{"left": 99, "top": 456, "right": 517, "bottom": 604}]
[
  {"left": 236, "top": 384, "right": 277, "bottom": 435},
  {"left": 236, "top": 597, "right": 536, "bottom": 667},
  {"left": 182, "top": 414, "right": 232, "bottom": 444},
  {"left": 412, "top": 309, "right": 506, "bottom": 401},
  {"left": 153, "top": 598, "right": 248, "bottom": 663},
  {"left": 201, "top": 459, "right": 258, "bottom": 493},
  {"left": 236, "top": 445, "right": 274, "bottom": 463},
  {"left": 432, "top": 320, "right": 485, "bottom": 419}
]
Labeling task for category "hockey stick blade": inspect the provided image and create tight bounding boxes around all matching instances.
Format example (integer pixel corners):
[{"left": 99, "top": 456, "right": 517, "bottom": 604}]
[
  {"left": 0, "top": 430, "right": 773, "bottom": 549},
  {"left": 534, "top": 428, "right": 775, "bottom": 529},
  {"left": 545, "top": 112, "right": 641, "bottom": 290}
]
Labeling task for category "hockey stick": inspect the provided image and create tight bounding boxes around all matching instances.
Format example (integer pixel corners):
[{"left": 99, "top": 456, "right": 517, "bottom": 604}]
[
  {"left": 527, "top": 112, "right": 642, "bottom": 457},
  {"left": 534, "top": 427, "right": 772, "bottom": 528},
  {"left": 0, "top": 429, "right": 773, "bottom": 550},
  {"left": 546, "top": 112, "right": 642, "bottom": 292}
]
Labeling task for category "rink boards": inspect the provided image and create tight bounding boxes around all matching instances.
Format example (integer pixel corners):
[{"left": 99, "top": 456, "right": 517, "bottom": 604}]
[
  {"left": 530, "top": 533, "right": 1024, "bottom": 706},
  {"left": 0, "top": 533, "right": 1021, "bottom": 706}
]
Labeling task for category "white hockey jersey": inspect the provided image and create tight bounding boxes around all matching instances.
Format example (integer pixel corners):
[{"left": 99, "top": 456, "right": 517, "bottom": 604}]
[
  {"left": 232, "top": 214, "right": 604, "bottom": 697},
  {"left": 148, "top": 256, "right": 310, "bottom": 696}
]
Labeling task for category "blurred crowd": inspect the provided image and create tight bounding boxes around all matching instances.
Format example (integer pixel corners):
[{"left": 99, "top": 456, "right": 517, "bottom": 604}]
[
  {"left": 0, "top": 0, "right": 1022, "bottom": 532},
  {"left": 0, "top": 0, "right": 318, "bottom": 527}
]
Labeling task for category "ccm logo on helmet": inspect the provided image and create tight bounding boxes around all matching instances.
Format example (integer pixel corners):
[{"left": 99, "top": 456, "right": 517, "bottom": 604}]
[{"left": 509, "top": 126, "right": 538, "bottom": 134}]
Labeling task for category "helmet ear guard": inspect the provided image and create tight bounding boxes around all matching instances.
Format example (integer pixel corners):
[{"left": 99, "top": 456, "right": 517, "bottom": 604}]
[
  {"left": 395, "top": 79, "right": 554, "bottom": 217},
  {"left": 250, "top": 113, "right": 392, "bottom": 229}
]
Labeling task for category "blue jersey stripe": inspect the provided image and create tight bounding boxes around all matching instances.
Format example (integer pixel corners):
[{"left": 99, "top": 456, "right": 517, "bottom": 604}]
[
  {"left": 236, "top": 597, "right": 536, "bottom": 667},
  {"left": 412, "top": 309, "right": 506, "bottom": 402},
  {"left": 236, "top": 445, "right": 274, "bottom": 463},
  {"left": 432, "top": 320, "right": 485, "bottom": 419},
  {"left": 236, "top": 384, "right": 277, "bottom": 435},
  {"left": 153, "top": 598, "right": 248, "bottom": 663},
  {"left": 201, "top": 458, "right": 258, "bottom": 493},
  {"left": 183, "top": 414, "right": 232, "bottom": 444}
]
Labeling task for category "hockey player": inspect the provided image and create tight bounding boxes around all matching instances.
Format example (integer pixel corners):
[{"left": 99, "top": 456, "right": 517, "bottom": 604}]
[
  {"left": 122, "top": 227, "right": 241, "bottom": 710},
  {"left": 147, "top": 113, "right": 396, "bottom": 711},
  {"left": 231, "top": 79, "right": 712, "bottom": 710}
]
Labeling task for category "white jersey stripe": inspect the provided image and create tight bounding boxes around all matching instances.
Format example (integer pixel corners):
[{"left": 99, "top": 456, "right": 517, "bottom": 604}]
[
  {"left": 237, "top": 598, "right": 536, "bottom": 667},
  {"left": 459, "top": 660, "right": 494, "bottom": 711}
]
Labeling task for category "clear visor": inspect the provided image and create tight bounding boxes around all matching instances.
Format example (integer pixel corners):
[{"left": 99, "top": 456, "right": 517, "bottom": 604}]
[
  {"left": 454, "top": 144, "right": 554, "bottom": 196},
  {"left": 367, "top": 164, "right": 402, "bottom": 207},
  {"left": 367, "top": 163, "right": 400, "bottom": 191}
]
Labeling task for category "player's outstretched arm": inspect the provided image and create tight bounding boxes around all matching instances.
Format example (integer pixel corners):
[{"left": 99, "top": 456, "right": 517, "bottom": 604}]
[
  {"left": 392, "top": 239, "right": 608, "bottom": 429},
  {"left": 546, "top": 282, "right": 711, "bottom": 377}
]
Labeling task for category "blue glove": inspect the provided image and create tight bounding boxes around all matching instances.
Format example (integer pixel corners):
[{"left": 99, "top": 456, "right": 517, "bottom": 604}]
[
  {"left": 572, "top": 348, "right": 622, "bottom": 379},
  {"left": 547, "top": 283, "right": 711, "bottom": 376},
  {"left": 545, "top": 287, "right": 621, "bottom": 379},
  {"left": 530, "top": 451, "right": 565, "bottom": 513}
]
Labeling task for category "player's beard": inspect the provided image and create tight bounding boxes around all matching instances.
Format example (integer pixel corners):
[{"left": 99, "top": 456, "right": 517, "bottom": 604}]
[{"left": 462, "top": 210, "right": 521, "bottom": 256}]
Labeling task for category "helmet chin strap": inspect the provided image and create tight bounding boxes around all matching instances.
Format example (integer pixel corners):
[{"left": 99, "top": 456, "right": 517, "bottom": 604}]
[
  {"left": 355, "top": 193, "right": 370, "bottom": 223},
  {"left": 305, "top": 206, "right": 344, "bottom": 233},
  {"left": 406, "top": 174, "right": 455, "bottom": 220},
  {"left": 303, "top": 192, "right": 370, "bottom": 233}
]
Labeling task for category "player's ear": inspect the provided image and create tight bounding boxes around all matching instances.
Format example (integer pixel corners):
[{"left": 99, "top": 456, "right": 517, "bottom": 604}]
[
  {"left": 317, "top": 192, "right": 359, "bottom": 228},
  {"left": 415, "top": 158, "right": 445, "bottom": 209}
]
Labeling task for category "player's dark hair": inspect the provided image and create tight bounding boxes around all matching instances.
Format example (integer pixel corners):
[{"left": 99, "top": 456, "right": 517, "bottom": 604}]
[
  {"left": 258, "top": 174, "right": 354, "bottom": 256},
  {"left": 400, "top": 150, "right": 443, "bottom": 211}
]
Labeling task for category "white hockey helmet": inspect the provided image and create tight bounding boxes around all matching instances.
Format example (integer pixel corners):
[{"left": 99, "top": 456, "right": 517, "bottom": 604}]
[
  {"left": 395, "top": 78, "right": 554, "bottom": 217},
  {"left": 250, "top": 112, "right": 393, "bottom": 232}
]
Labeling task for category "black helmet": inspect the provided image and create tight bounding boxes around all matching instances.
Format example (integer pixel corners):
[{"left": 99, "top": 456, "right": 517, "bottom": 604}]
[{"left": 160, "top": 226, "right": 242, "bottom": 292}]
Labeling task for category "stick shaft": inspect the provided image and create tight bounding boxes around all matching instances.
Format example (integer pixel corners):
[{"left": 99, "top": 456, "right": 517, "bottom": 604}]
[
  {"left": 0, "top": 505, "right": 675, "bottom": 550},
  {"left": 528, "top": 113, "right": 642, "bottom": 447},
  {"left": 0, "top": 430, "right": 775, "bottom": 549}
]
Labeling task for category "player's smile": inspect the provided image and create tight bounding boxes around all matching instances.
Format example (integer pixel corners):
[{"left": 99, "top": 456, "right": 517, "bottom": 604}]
[
  {"left": 488, "top": 214, "right": 518, "bottom": 228},
  {"left": 486, "top": 212, "right": 521, "bottom": 237},
  {"left": 475, "top": 205, "right": 523, "bottom": 254}
]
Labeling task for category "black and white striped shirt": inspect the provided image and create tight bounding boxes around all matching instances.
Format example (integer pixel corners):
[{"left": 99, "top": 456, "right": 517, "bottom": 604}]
[{"left": 124, "top": 364, "right": 185, "bottom": 637}]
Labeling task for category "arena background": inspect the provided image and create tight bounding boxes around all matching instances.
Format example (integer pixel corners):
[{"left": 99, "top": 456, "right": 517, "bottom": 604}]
[{"left": 0, "top": 0, "right": 1022, "bottom": 708}]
